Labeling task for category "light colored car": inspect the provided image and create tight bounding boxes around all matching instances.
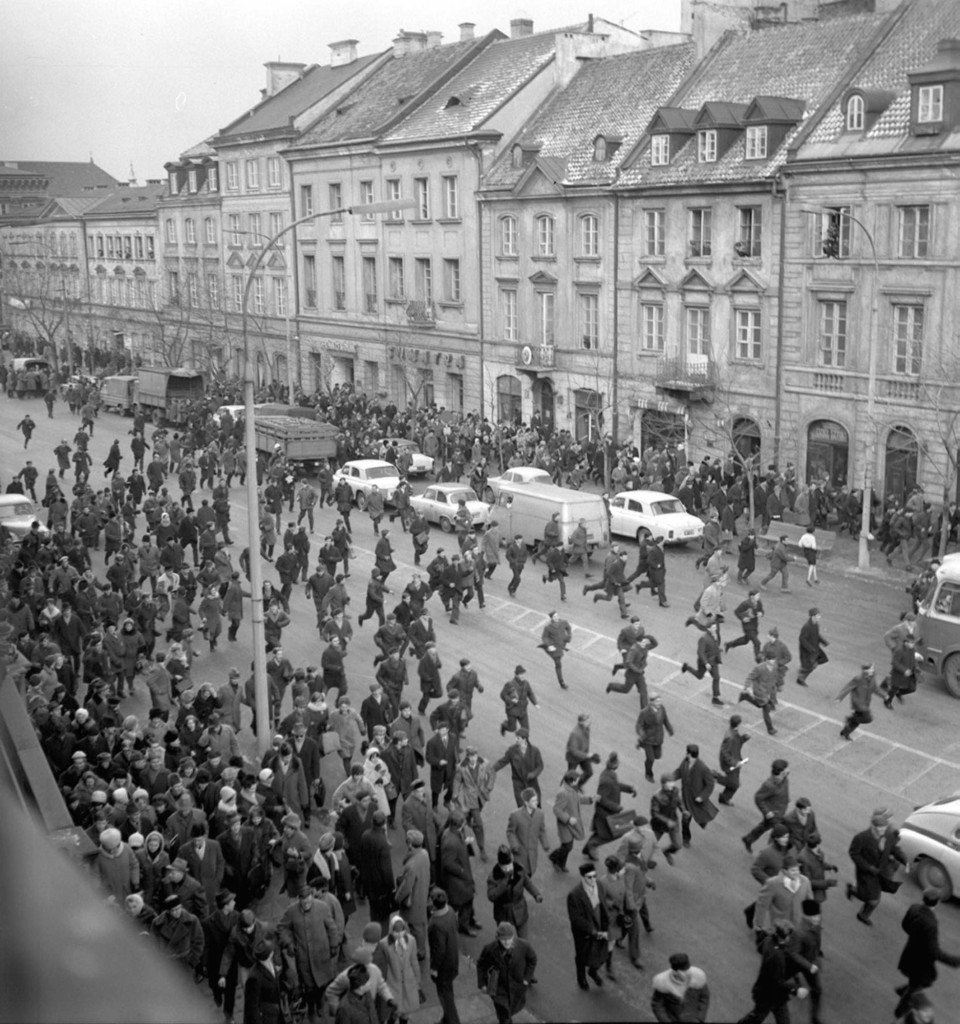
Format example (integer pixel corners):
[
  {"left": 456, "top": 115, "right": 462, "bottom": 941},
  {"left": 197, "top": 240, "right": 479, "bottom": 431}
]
[
  {"left": 0, "top": 495, "right": 50, "bottom": 540},
  {"left": 483, "top": 466, "right": 552, "bottom": 503},
  {"left": 409, "top": 484, "right": 489, "bottom": 533},
  {"left": 609, "top": 489, "right": 704, "bottom": 545},
  {"left": 377, "top": 438, "right": 434, "bottom": 476},
  {"left": 332, "top": 459, "right": 401, "bottom": 510},
  {"left": 898, "top": 794, "right": 960, "bottom": 900}
]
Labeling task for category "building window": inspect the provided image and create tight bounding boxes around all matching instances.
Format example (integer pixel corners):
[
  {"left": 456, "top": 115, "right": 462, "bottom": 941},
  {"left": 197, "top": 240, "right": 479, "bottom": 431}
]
[
  {"left": 106, "top": 236, "right": 116, "bottom": 259},
  {"left": 188, "top": 274, "right": 200, "bottom": 307},
  {"left": 640, "top": 303, "right": 664, "bottom": 352},
  {"left": 650, "top": 135, "right": 669, "bottom": 166},
  {"left": 500, "top": 216, "right": 518, "bottom": 256},
  {"left": 168, "top": 271, "right": 180, "bottom": 305},
  {"left": 300, "top": 184, "right": 314, "bottom": 218},
  {"left": 736, "top": 207, "right": 762, "bottom": 258},
  {"left": 274, "top": 277, "right": 287, "bottom": 317},
  {"left": 918, "top": 84, "right": 943, "bottom": 124},
  {"left": 360, "top": 181, "right": 375, "bottom": 221},
  {"left": 388, "top": 257, "right": 405, "bottom": 299},
  {"left": 580, "top": 214, "right": 599, "bottom": 257},
  {"left": 332, "top": 256, "right": 346, "bottom": 310},
  {"left": 231, "top": 275, "right": 243, "bottom": 312},
  {"left": 579, "top": 292, "right": 599, "bottom": 349},
  {"left": 745, "top": 125, "right": 767, "bottom": 160},
  {"left": 207, "top": 275, "right": 220, "bottom": 310},
  {"left": 165, "top": 219, "right": 177, "bottom": 244},
  {"left": 94, "top": 233, "right": 105, "bottom": 258},
  {"left": 229, "top": 214, "right": 242, "bottom": 247},
  {"left": 593, "top": 137, "right": 607, "bottom": 162},
  {"left": 689, "top": 208, "right": 712, "bottom": 257},
  {"left": 818, "top": 207, "right": 851, "bottom": 258},
  {"left": 168, "top": 171, "right": 178, "bottom": 195},
  {"left": 270, "top": 212, "right": 283, "bottom": 239},
  {"left": 898, "top": 206, "right": 929, "bottom": 259},
  {"left": 442, "top": 176, "right": 459, "bottom": 219},
  {"left": 818, "top": 300, "right": 847, "bottom": 367},
  {"left": 414, "top": 258, "right": 433, "bottom": 303},
  {"left": 252, "top": 277, "right": 264, "bottom": 315},
  {"left": 846, "top": 94, "right": 864, "bottom": 131},
  {"left": 303, "top": 255, "right": 317, "bottom": 309},
  {"left": 134, "top": 234, "right": 144, "bottom": 259},
  {"left": 537, "top": 292, "right": 555, "bottom": 346},
  {"left": 735, "top": 308, "right": 762, "bottom": 360},
  {"left": 387, "top": 179, "right": 403, "bottom": 219},
  {"left": 893, "top": 304, "right": 923, "bottom": 375},
  {"left": 329, "top": 183, "right": 343, "bottom": 222},
  {"left": 249, "top": 213, "right": 261, "bottom": 245},
  {"left": 501, "top": 288, "right": 518, "bottom": 341},
  {"left": 422, "top": 369, "right": 435, "bottom": 407},
  {"left": 414, "top": 177, "right": 430, "bottom": 220},
  {"left": 204, "top": 218, "right": 215, "bottom": 244},
  {"left": 362, "top": 256, "right": 377, "bottom": 312},
  {"left": 245, "top": 159, "right": 259, "bottom": 190},
  {"left": 536, "top": 215, "right": 555, "bottom": 257},
  {"left": 207, "top": 166, "right": 219, "bottom": 191},
  {"left": 187, "top": 169, "right": 198, "bottom": 193},
  {"left": 686, "top": 306, "right": 710, "bottom": 355},
  {"left": 443, "top": 259, "right": 461, "bottom": 303},
  {"left": 267, "top": 157, "right": 282, "bottom": 188},
  {"left": 697, "top": 129, "right": 717, "bottom": 163},
  {"left": 146, "top": 236, "right": 155, "bottom": 259},
  {"left": 185, "top": 219, "right": 196, "bottom": 245},
  {"left": 225, "top": 162, "right": 238, "bottom": 190}
]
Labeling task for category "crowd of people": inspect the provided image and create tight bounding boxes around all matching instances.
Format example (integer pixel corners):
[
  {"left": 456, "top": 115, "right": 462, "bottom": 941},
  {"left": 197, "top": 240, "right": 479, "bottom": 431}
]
[{"left": 2, "top": 373, "right": 957, "bottom": 1024}]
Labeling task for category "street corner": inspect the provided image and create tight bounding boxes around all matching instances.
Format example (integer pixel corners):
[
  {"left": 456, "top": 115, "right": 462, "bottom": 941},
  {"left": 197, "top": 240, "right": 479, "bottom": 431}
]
[{"left": 900, "top": 759, "right": 960, "bottom": 808}]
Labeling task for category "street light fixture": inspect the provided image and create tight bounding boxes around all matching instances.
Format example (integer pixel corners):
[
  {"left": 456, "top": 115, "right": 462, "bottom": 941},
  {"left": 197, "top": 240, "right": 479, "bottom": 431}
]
[
  {"left": 802, "top": 206, "right": 879, "bottom": 570},
  {"left": 241, "top": 198, "right": 415, "bottom": 752}
]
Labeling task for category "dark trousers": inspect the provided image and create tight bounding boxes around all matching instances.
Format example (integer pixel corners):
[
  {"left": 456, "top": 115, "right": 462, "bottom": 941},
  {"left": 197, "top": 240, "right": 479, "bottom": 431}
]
[
  {"left": 737, "top": 998, "right": 791, "bottom": 1024},
  {"left": 508, "top": 566, "right": 522, "bottom": 596},
  {"left": 550, "top": 839, "right": 574, "bottom": 869},
  {"left": 727, "top": 630, "right": 761, "bottom": 659},
  {"left": 434, "top": 971, "right": 460, "bottom": 1024},
  {"left": 568, "top": 758, "right": 594, "bottom": 789},
  {"left": 688, "top": 657, "right": 721, "bottom": 697},
  {"left": 743, "top": 814, "right": 782, "bottom": 846},
  {"left": 358, "top": 599, "right": 385, "bottom": 627},
  {"left": 842, "top": 709, "right": 872, "bottom": 738},
  {"left": 608, "top": 672, "right": 648, "bottom": 707}
]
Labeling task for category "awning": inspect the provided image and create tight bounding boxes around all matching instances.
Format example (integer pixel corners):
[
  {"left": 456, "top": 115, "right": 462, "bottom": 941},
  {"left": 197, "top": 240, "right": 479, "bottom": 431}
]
[{"left": 630, "top": 395, "right": 689, "bottom": 419}]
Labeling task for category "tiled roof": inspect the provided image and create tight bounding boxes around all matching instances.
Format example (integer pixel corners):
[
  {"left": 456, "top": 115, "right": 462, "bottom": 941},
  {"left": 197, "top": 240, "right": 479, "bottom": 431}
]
[
  {"left": 0, "top": 160, "right": 118, "bottom": 194},
  {"left": 380, "top": 31, "right": 561, "bottom": 142},
  {"left": 216, "top": 55, "right": 384, "bottom": 140},
  {"left": 84, "top": 184, "right": 168, "bottom": 216},
  {"left": 483, "top": 43, "right": 697, "bottom": 189},
  {"left": 617, "top": 13, "right": 885, "bottom": 187},
  {"left": 804, "top": 0, "right": 960, "bottom": 147},
  {"left": 292, "top": 39, "right": 485, "bottom": 147},
  {"left": 746, "top": 96, "right": 807, "bottom": 122}
]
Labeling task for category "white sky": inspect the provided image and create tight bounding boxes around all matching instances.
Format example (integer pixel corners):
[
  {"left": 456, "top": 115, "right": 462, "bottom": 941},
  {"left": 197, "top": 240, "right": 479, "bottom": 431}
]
[{"left": 0, "top": 0, "right": 682, "bottom": 182}]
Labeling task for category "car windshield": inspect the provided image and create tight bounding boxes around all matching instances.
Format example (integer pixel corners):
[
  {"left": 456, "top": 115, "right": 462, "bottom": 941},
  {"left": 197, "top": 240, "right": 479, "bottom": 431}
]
[
  {"left": 0, "top": 504, "right": 32, "bottom": 518},
  {"left": 366, "top": 466, "right": 399, "bottom": 479},
  {"left": 650, "top": 499, "right": 685, "bottom": 516},
  {"left": 448, "top": 490, "right": 478, "bottom": 504}
]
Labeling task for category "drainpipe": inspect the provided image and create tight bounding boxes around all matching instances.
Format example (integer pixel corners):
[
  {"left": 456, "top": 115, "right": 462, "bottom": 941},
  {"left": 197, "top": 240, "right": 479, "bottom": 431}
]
[
  {"left": 773, "top": 173, "right": 786, "bottom": 469},
  {"left": 469, "top": 142, "right": 485, "bottom": 421},
  {"left": 610, "top": 188, "right": 620, "bottom": 489}
]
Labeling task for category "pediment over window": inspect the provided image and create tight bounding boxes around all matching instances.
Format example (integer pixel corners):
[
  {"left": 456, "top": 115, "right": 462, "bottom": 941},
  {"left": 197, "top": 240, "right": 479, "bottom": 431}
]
[
  {"left": 514, "top": 158, "right": 566, "bottom": 197},
  {"left": 741, "top": 96, "right": 805, "bottom": 125},
  {"left": 226, "top": 252, "right": 245, "bottom": 269},
  {"left": 680, "top": 269, "right": 712, "bottom": 292},
  {"left": 528, "top": 270, "right": 557, "bottom": 286},
  {"left": 265, "top": 251, "right": 287, "bottom": 270},
  {"left": 633, "top": 267, "right": 666, "bottom": 290},
  {"left": 725, "top": 269, "right": 766, "bottom": 295}
]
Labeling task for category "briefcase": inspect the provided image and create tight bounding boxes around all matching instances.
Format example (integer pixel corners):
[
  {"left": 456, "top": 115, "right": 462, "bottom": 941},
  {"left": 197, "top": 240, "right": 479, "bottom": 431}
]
[{"left": 607, "top": 809, "right": 635, "bottom": 839}]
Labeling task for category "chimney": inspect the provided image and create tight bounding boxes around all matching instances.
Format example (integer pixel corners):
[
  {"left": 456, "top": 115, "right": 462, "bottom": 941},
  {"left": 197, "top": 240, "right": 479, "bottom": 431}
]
[
  {"left": 510, "top": 18, "right": 533, "bottom": 38},
  {"left": 459, "top": 22, "right": 476, "bottom": 41},
  {"left": 329, "top": 39, "right": 358, "bottom": 67},
  {"left": 426, "top": 30, "right": 443, "bottom": 48},
  {"left": 263, "top": 61, "right": 307, "bottom": 97},
  {"left": 393, "top": 30, "right": 428, "bottom": 56}
]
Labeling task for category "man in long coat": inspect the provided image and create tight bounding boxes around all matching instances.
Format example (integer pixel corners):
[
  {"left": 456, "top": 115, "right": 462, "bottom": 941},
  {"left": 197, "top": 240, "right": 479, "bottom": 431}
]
[
  {"left": 278, "top": 884, "right": 342, "bottom": 1020},
  {"left": 674, "top": 743, "right": 718, "bottom": 847},
  {"left": 394, "top": 829, "right": 432, "bottom": 961},
  {"left": 566, "top": 864, "right": 610, "bottom": 990},
  {"left": 439, "top": 809, "right": 478, "bottom": 935},
  {"left": 477, "top": 921, "right": 538, "bottom": 1021},
  {"left": 506, "top": 789, "right": 550, "bottom": 878},
  {"left": 894, "top": 888, "right": 960, "bottom": 1017}
]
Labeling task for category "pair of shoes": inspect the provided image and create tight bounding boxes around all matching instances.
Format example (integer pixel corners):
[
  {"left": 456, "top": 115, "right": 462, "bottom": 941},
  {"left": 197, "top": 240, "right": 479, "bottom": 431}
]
[
  {"left": 718, "top": 796, "right": 731, "bottom": 806},
  {"left": 587, "top": 968, "right": 603, "bottom": 987},
  {"left": 767, "top": 727, "right": 778, "bottom": 736},
  {"left": 631, "top": 958, "right": 644, "bottom": 969},
  {"left": 582, "top": 585, "right": 589, "bottom": 596},
  {"left": 660, "top": 602, "right": 670, "bottom": 608},
  {"left": 840, "top": 729, "right": 851, "bottom": 740},
  {"left": 684, "top": 616, "right": 695, "bottom": 627},
  {"left": 663, "top": 849, "right": 675, "bottom": 866},
  {"left": 742, "top": 837, "right": 753, "bottom": 854},
  {"left": 806, "top": 580, "right": 813, "bottom": 587},
  {"left": 577, "top": 979, "right": 589, "bottom": 991},
  {"left": 680, "top": 662, "right": 689, "bottom": 675},
  {"left": 542, "top": 575, "right": 547, "bottom": 584},
  {"left": 796, "top": 678, "right": 808, "bottom": 687},
  {"left": 645, "top": 772, "right": 655, "bottom": 783},
  {"left": 559, "top": 681, "right": 569, "bottom": 690},
  {"left": 856, "top": 913, "right": 873, "bottom": 927},
  {"left": 883, "top": 697, "right": 893, "bottom": 709},
  {"left": 846, "top": 883, "right": 855, "bottom": 901},
  {"left": 711, "top": 697, "right": 724, "bottom": 706},
  {"left": 723, "top": 642, "right": 731, "bottom": 653},
  {"left": 736, "top": 692, "right": 748, "bottom": 703}
]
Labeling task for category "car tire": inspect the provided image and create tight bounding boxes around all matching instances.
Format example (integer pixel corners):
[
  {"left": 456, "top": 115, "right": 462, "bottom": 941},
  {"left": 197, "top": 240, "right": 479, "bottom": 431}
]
[
  {"left": 439, "top": 517, "right": 453, "bottom": 534},
  {"left": 916, "top": 858, "right": 954, "bottom": 901},
  {"left": 483, "top": 486, "right": 494, "bottom": 504},
  {"left": 943, "top": 653, "right": 960, "bottom": 698},
  {"left": 636, "top": 527, "right": 652, "bottom": 544},
  {"left": 355, "top": 491, "right": 367, "bottom": 511}
]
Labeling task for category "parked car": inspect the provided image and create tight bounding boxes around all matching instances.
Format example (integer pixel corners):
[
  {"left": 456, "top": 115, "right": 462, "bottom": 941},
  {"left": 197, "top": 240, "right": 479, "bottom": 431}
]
[
  {"left": 0, "top": 495, "right": 50, "bottom": 540},
  {"left": 409, "top": 484, "right": 489, "bottom": 532},
  {"left": 332, "top": 459, "right": 401, "bottom": 509},
  {"left": 898, "top": 794, "right": 960, "bottom": 900},
  {"left": 377, "top": 438, "right": 434, "bottom": 476},
  {"left": 609, "top": 489, "right": 704, "bottom": 545},
  {"left": 483, "top": 466, "right": 552, "bottom": 503}
]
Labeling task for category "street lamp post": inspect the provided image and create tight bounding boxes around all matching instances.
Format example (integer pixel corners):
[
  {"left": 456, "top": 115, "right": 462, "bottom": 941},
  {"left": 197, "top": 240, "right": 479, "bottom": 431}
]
[
  {"left": 803, "top": 206, "right": 879, "bottom": 570},
  {"left": 241, "top": 198, "right": 413, "bottom": 752}
]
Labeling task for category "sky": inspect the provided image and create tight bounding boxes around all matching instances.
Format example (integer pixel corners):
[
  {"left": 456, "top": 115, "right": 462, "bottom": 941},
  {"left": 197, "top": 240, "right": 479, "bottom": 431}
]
[{"left": 0, "top": 0, "right": 682, "bottom": 183}]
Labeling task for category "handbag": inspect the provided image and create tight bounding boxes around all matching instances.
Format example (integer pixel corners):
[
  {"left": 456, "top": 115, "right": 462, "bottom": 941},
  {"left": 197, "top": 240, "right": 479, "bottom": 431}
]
[
  {"left": 816, "top": 647, "right": 829, "bottom": 665},
  {"left": 607, "top": 809, "right": 636, "bottom": 839}
]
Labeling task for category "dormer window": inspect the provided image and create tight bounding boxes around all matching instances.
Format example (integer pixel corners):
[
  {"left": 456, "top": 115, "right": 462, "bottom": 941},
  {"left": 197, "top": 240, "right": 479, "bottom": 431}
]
[
  {"left": 512, "top": 145, "right": 524, "bottom": 170},
  {"left": 651, "top": 135, "right": 670, "bottom": 166},
  {"left": 846, "top": 94, "right": 864, "bottom": 131},
  {"left": 593, "top": 137, "right": 607, "bottom": 162},
  {"left": 919, "top": 84, "right": 944, "bottom": 123},
  {"left": 745, "top": 125, "right": 767, "bottom": 160},
  {"left": 187, "top": 169, "right": 198, "bottom": 194},
  {"left": 208, "top": 166, "right": 219, "bottom": 192},
  {"left": 697, "top": 129, "right": 717, "bottom": 163},
  {"left": 168, "top": 171, "right": 179, "bottom": 195}
]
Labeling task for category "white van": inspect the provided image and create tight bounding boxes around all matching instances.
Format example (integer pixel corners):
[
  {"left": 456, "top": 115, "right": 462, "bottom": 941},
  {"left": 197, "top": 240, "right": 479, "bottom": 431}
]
[{"left": 494, "top": 482, "right": 610, "bottom": 553}]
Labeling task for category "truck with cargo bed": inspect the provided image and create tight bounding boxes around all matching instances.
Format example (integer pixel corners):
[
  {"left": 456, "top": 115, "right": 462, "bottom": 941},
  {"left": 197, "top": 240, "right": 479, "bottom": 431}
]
[
  {"left": 136, "top": 367, "right": 205, "bottom": 425},
  {"left": 100, "top": 375, "right": 138, "bottom": 414},
  {"left": 254, "top": 416, "right": 338, "bottom": 470}
]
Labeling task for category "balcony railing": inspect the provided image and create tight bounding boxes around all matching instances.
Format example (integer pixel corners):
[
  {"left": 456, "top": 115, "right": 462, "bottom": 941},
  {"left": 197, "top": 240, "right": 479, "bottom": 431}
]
[
  {"left": 405, "top": 300, "right": 436, "bottom": 326},
  {"left": 654, "top": 353, "right": 716, "bottom": 398},
  {"left": 516, "top": 344, "right": 555, "bottom": 369}
]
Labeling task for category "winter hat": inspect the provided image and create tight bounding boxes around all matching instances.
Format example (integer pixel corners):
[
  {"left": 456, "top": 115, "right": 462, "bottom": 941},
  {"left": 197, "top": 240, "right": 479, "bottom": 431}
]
[
  {"left": 496, "top": 921, "right": 516, "bottom": 939},
  {"left": 128, "top": 832, "right": 145, "bottom": 850},
  {"left": 497, "top": 847, "right": 513, "bottom": 866},
  {"left": 362, "top": 923, "right": 382, "bottom": 944}
]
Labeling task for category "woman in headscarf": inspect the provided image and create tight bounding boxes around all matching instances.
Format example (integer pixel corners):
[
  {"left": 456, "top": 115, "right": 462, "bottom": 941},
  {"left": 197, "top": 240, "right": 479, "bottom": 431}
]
[{"left": 362, "top": 745, "right": 392, "bottom": 818}]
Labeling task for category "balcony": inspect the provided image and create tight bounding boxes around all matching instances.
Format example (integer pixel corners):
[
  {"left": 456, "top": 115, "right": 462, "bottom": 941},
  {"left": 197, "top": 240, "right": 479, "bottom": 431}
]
[
  {"left": 516, "top": 344, "right": 556, "bottom": 371},
  {"left": 405, "top": 300, "right": 436, "bottom": 327},
  {"left": 655, "top": 353, "right": 716, "bottom": 401}
]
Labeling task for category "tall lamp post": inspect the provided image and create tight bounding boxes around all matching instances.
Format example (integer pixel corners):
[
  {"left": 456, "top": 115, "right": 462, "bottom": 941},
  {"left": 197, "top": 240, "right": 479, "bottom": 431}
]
[
  {"left": 241, "top": 198, "right": 413, "bottom": 752},
  {"left": 803, "top": 206, "right": 879, "bottom": 570}
]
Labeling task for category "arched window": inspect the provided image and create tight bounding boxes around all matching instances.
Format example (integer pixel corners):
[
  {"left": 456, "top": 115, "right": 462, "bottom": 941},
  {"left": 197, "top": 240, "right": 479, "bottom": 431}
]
[
  {"left": 884, "top": 425, "right": 919, "bottom": 504},
  {"left": 500, "top": 215, "right": 517, "bottom": 257},
  {"left": 579, "top": 214, "right": 599, "bottom": 257},
  {"left": 535, "top": 215, "right": 555, "bottom": 257},
  {"left": 593, "top": 136, "right": 607, "bottom": 162},
  {"left": 846, "top": 94, "right": 864, "bottom": 132}
]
